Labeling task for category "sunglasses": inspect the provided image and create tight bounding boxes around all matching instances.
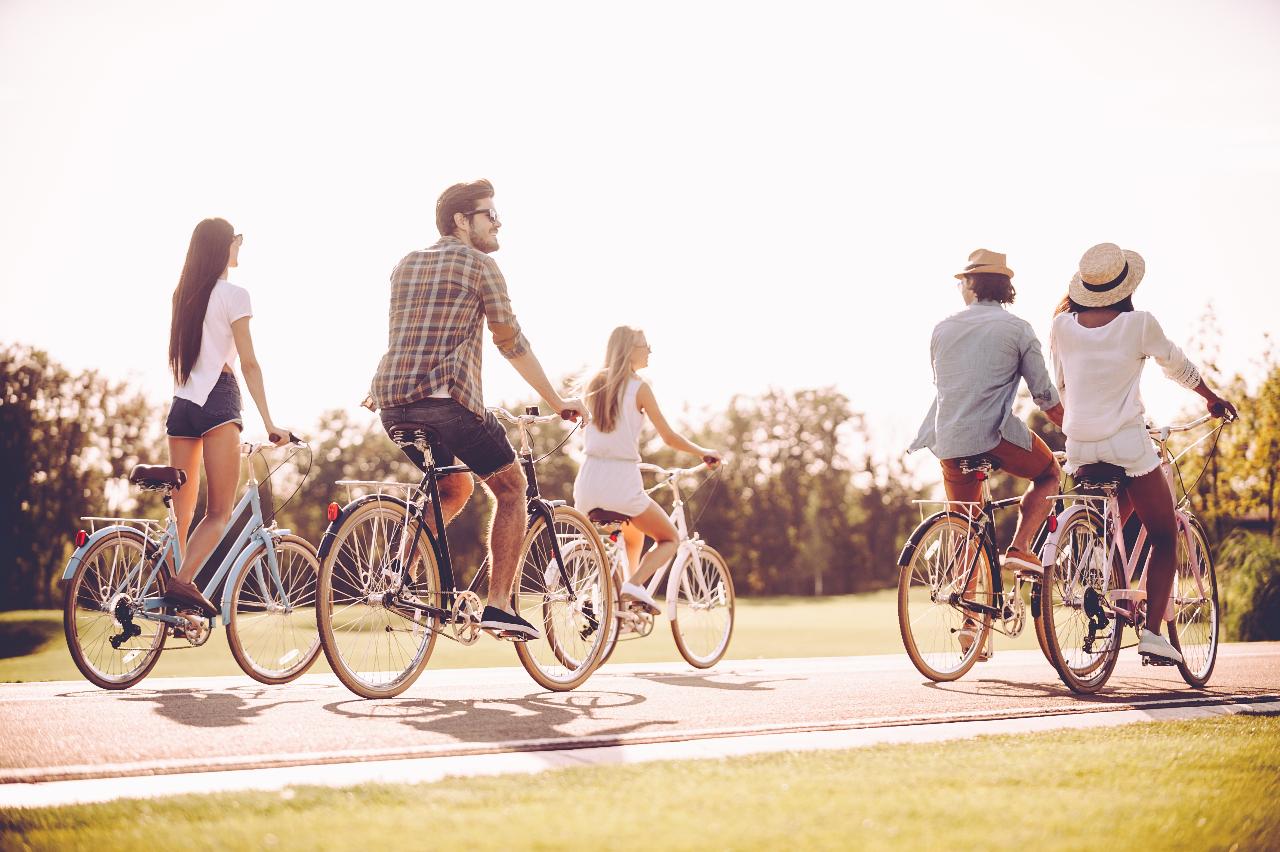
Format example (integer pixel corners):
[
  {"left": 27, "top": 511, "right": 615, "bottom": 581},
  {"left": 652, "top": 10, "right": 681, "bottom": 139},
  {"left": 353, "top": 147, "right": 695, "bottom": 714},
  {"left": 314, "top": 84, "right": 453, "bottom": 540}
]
[{"left": 464, "top": 208, "right": 500, "bottom": 224}]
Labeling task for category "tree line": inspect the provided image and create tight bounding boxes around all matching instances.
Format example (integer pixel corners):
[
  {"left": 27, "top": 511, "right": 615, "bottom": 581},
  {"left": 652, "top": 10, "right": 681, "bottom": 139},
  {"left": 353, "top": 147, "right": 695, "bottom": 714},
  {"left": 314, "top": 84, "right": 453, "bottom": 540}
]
[{"left": 3, "top": 338, "right": 1277, "bottom": 640}]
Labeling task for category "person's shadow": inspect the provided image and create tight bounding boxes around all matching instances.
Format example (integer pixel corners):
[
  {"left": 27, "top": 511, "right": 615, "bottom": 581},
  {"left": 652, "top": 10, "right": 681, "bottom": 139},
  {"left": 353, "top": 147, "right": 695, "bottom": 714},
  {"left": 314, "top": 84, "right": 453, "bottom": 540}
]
[
  {"left": 626, "top": 671, "right": 801, "bottom": 692},
  {"left": 107, "top": 683, "right": 340, "bottom": 728}
]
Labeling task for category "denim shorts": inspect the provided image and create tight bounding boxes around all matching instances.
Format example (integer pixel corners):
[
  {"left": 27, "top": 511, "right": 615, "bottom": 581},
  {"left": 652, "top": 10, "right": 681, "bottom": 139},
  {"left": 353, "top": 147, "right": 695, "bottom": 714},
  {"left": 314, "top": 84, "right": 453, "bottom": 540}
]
[
  {"left": 380, "top": 398, "right": 515, "bottom": 479},
  {"left": 166, "top": 372, "right": 244, "bottom": 438}
]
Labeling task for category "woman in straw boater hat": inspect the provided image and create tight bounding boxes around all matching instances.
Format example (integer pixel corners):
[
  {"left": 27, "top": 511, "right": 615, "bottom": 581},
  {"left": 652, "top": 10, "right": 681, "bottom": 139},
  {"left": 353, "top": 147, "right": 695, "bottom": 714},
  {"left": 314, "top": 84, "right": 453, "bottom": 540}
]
[{"left": 1049, "top": 243, "right": 1236, "bottom": 665}]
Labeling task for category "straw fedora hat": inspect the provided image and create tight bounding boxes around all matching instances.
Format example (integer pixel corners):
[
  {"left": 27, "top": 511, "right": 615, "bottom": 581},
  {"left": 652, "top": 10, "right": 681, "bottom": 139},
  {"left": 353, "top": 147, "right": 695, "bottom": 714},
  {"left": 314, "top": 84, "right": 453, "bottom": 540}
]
[
  {"left": 1068, "top": 243, "right": 1145, "bottom": 307},
  {"left": 955, "top": 248, "right": 1014, "bottom": 280}
]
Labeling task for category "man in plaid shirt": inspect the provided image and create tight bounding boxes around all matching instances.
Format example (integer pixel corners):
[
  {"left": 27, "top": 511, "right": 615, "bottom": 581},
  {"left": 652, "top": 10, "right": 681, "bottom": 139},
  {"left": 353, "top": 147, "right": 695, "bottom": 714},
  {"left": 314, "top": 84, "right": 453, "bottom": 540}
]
[{"left": 370, "top": 179, "right": 587, "bottom": 640}]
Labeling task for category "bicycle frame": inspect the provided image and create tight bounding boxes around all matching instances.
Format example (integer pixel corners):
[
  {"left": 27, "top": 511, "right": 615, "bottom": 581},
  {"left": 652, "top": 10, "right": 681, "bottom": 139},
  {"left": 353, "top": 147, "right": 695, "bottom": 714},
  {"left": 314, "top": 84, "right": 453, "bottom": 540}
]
[
  {"left": 1038, "top": 416, "right": 1218, "bottom": 627},
  {"left": 322, "top": 408, "right": 578, "bottom": 630},
  {"left": 62, "top": 446, "right": 297, "bottom": 626}
]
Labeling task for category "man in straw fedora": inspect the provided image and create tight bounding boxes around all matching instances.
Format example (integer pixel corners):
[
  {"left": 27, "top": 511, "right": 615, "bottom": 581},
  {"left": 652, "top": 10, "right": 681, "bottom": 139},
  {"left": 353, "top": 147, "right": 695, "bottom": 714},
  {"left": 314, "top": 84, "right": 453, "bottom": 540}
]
[
  {"left": 1049, "top": 242, "right": 1236, "bottom": 665},
  {"left": 911, "top": 249, "right": 1065, "bottom": 650}
]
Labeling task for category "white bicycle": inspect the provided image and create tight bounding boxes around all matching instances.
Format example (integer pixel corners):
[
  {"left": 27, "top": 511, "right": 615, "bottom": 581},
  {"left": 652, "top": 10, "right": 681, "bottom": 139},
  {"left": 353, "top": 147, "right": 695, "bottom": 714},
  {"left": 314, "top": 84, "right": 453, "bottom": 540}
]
[{"left": 583, "top": 461, "right": 735, "bottom": 670}]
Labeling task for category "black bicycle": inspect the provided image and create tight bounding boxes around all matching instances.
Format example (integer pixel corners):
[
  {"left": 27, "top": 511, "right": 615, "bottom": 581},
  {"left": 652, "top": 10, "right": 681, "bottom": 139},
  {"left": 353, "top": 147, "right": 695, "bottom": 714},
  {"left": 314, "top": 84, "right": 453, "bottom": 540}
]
[{"left": 315, "top": 406, "right": 615, "bottom": 699}]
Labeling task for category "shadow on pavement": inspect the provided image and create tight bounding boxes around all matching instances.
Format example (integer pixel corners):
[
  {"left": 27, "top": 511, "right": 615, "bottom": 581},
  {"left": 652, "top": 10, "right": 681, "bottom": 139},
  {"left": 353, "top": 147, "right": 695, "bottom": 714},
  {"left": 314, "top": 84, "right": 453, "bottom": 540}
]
[
  {"left": 922, "top": 677, "right": 1280, "bottom": 706},
  {"left": 626, "top": 671, "right": 802, "bottom": 692},
  {"left": 58, "top": 683, "right": 344, "bottom": 728},
  {"left": 322, "top": 689, "right": 678, "bottom": 744}
]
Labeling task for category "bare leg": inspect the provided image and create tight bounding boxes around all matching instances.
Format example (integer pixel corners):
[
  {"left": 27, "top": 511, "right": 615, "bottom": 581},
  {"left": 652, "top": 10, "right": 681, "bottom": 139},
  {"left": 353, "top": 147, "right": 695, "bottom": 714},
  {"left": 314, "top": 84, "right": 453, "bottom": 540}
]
[
  {"left": 167, "top": 437, "right": 203, "bottom": 563},
  {"left": 1009, "top": 460, "right": 1062, "bottom": 553},
  {"left": 177, "top": 424, "right": 241, "bottom": 584},
  {"left": 621, "top": 521, "right": 645, "bottom": 577},
  {"left": 625, "top": 502, "right": 678, "bottom": 587},
  {"left": 481, "top": 463, "right": 528, "bottom": 610},
  {"left": 1125, "top": 469, "right": 1178, "bottom": 630},
  {"left": 427, "top": 472, "right": 474, "bottom": 534}
]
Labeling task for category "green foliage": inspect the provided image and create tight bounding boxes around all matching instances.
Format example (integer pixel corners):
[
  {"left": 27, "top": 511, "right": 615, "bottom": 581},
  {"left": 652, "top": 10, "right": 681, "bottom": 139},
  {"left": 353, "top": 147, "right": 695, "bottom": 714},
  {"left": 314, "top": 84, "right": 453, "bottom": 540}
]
[
  {"left": 1218, "top": 531, "right": 1280, "bottom": 641},
  {"left": 0, "top": 343, "right": 164, "bottom": 609}
]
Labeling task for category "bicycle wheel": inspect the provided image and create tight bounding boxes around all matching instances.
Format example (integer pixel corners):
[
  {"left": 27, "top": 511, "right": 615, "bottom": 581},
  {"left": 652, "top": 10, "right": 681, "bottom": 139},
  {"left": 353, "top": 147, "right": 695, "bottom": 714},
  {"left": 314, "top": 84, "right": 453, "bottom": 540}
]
[
  {"left": 317, "top": 497, "right": 441, "bottom": 699},
  {"left": 592, "top": 540, "right": 627, "bottom": 669},
  {"left": 1168, "top": 516, "right": 1218, "bottom": 688},
  {"left": 1041, "top": 508, "right": 1123, "bottom": 694},
  {"left": 671, "top": 544, "right": 735, "bottom": 668},
  {"left": 512, "top": 506, "right": 614, "bottom": 691},
  {"left": 898, "top": 514, "right": 992, "bottom": 681},
  {"left": 227, "top": 534, "right": 323, "bottom": 684},
  {"left": 62, "top": 529, "right": 167, "bottom": 690}
]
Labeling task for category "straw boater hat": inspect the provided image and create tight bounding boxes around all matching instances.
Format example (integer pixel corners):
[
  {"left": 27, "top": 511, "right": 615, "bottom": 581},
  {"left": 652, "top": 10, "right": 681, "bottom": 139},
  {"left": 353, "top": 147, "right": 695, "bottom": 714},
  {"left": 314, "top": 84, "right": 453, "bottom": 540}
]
[
  {"left": 955, "top": 248, "right": 1014, "bottom": 280},
  {"left": 1069, "top": 242, "right": 1145, "bottom": 307}
]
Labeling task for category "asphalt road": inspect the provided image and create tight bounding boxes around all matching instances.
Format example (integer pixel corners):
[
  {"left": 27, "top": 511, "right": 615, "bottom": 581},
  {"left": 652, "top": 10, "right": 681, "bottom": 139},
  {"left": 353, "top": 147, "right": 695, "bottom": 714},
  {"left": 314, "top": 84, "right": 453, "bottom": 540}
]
[{"left": 2, "top": 644, "right": 1277, "bottom": 786}]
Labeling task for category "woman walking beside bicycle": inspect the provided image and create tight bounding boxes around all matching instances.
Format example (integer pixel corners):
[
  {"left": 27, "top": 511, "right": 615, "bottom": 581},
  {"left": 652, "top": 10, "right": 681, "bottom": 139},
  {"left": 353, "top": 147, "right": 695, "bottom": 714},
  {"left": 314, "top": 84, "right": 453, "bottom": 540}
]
[
  {"left": 165, "top": 218, "right": 290, "bottom": 614},
  {"left": 573, "top": 326, "right": 721, "bottom": 614},
  {"left": 1049, "top": 242, "right": 1236, "bottom": 664}
]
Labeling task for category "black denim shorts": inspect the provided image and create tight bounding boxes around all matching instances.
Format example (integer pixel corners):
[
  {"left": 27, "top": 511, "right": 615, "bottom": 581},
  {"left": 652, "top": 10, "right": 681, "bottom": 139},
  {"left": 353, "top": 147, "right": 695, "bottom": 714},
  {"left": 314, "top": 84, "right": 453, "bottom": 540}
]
[
  {"left": 166, "top": 372, "right": 244, "bottom": 438},
  {"left": 380, "top": 398, "right": 515, "bottom": 479}
]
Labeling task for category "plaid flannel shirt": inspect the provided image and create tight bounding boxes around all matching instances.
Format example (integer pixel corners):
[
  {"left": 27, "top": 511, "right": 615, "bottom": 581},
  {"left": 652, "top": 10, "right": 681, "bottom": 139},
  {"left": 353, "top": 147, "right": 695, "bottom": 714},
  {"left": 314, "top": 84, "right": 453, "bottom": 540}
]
[{"left": 370, "top": 237, "right": 530, "bottom": 415}]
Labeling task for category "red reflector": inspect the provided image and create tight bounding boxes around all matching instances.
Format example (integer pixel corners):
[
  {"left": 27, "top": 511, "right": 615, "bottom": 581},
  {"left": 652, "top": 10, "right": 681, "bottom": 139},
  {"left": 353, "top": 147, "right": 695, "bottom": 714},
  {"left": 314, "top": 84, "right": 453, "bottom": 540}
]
[
  {"left": 976, "top": 472, "right": 987, "bottom": 482},
  {"left": 75, "top": 530, "right": 89, "bottom": 547},
  {"left": 1047, "top": 516, "right": 1058, "bottom": 532},
  {"left": 327, "top": 502, "right": 341, "bottom": 522}
]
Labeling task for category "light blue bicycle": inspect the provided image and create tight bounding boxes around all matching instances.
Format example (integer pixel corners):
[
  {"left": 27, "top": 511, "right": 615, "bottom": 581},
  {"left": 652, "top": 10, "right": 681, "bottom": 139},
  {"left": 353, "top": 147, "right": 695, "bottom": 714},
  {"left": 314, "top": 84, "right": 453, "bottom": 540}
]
[{"left": 61, "top": 437, "right": 321, "bottom": 689}]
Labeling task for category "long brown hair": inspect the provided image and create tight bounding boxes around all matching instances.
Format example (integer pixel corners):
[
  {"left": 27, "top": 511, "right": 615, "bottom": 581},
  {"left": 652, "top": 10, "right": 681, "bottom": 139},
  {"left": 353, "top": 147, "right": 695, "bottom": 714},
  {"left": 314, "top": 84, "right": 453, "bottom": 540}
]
[
  {"left": 586, "top": 326, "right": 642, "bottom": 433},
  {"left": 169, "top": 218, "right": 235, "bottom": 385}
]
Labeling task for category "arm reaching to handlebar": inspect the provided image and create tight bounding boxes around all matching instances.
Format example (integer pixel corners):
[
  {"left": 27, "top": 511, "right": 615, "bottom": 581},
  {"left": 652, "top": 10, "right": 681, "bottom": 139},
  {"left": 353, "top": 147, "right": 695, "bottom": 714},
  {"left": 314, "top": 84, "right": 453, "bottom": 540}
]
[{"left": 636, "top": 382, "right": 721, "bottom": 466}]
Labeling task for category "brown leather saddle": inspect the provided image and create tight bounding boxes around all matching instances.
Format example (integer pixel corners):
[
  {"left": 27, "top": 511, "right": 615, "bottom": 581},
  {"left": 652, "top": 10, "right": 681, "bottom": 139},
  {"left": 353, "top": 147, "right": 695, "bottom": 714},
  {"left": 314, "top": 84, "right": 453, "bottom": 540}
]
[
  {"left": 587, "top": 508, "right": 632, "bottom": 530},
  {"left": 1073, "top": 462, "right": 1127, "bottom": 490}
]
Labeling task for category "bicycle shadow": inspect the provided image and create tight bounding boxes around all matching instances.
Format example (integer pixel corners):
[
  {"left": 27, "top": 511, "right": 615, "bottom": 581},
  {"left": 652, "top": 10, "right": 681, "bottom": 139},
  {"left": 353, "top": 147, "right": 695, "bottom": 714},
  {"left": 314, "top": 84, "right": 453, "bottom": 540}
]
[
  {"left": 624, "top": 671, "right": 801, "bottom": 692},
  {"left": 90, "top": 683, "right": 341, "bottom": 728},
  {"left": 322, "top": 689, "right": 678, "bottom": 744},
  {"left": 923, "top": 677, "right": 1280, "bottom": 705}
]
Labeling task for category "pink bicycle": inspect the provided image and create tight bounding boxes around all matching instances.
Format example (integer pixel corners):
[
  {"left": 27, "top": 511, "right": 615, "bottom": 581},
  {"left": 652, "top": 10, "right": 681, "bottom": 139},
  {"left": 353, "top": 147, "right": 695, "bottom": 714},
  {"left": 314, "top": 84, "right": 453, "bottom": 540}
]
[{"left": 1038, "top": 415, "right": 1227, "bottom": 694}]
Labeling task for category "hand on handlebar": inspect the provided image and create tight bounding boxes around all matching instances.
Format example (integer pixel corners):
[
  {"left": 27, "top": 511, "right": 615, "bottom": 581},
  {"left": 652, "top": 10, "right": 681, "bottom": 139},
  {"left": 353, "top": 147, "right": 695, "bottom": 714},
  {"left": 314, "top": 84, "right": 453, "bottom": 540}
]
[
  {"left": 1207, "top": 396, "right": 1238, "bottom": 422},
  {"left": 558, "top": 397, "right": 590, "bottom": 424},
  {"left": 266, "top": 428, "right": 300, "bottom": 447},
  {"left": 701, "top": 450, "right": 723, "bottom": 469}
]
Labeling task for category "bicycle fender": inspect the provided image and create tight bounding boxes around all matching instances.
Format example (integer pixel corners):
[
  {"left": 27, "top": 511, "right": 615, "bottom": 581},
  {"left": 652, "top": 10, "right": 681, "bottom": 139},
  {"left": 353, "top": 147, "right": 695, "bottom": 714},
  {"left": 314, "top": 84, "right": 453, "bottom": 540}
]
[
  {"left": 1037, "top": 502, "right": 1093, "bottom": 566},
  {"left": 897, "top": 510, "right": 967, "bottom": 567},
  {"left": 60, "top": 524, "right": 150, "bottom": 581},
  {"left": 316, "top": 493, "right": 409, "bottom": 562},
  {"left": 220, "top": 527, "right": 277, "bottom": 621}
]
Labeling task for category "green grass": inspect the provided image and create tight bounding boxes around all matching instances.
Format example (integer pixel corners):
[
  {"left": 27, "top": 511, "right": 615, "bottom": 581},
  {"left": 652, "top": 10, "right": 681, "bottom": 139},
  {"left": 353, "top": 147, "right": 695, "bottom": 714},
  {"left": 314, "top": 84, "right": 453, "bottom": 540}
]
[
  {"left": 4, "top": 590, "right": 1028, "bottom": 683},
  {"left": 2, "top": 714, "right": 1276, "bottom": 850}
]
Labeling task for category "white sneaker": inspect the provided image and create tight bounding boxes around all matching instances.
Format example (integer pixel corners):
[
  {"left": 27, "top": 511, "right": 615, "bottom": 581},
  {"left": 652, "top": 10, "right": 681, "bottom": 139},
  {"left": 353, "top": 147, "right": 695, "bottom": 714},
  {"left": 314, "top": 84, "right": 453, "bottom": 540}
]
[
  {"left": 1137, "top": 628, "right": 1183, "bottom": 664},
  {"left": 620, "top": 581, "right": 661, "bottom": 615}
]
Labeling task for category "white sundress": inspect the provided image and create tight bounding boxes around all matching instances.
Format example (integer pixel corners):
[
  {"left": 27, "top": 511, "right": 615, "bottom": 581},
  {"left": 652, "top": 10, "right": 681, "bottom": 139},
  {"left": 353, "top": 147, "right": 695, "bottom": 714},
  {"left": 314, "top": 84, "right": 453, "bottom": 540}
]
[{"left": 573, "top": 378, "right": 652, "bottom": 517}]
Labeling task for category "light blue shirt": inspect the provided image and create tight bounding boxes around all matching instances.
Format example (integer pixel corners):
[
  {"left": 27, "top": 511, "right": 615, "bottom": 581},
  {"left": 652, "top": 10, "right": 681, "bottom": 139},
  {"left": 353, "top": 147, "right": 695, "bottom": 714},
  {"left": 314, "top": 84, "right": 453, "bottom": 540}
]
[{"left": 910, "top": 301, "right": 1060, "bottom": 460}]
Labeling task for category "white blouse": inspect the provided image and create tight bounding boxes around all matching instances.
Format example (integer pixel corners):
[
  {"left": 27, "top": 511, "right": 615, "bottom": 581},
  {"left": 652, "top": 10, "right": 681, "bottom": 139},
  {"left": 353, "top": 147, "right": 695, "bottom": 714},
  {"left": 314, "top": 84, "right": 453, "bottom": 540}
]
[
  {"left": 174, "top": 279, "right": 253, "bottom": 406},
  {"left": 1049, "top": 310, "right": 1200, "bottom": 443}
]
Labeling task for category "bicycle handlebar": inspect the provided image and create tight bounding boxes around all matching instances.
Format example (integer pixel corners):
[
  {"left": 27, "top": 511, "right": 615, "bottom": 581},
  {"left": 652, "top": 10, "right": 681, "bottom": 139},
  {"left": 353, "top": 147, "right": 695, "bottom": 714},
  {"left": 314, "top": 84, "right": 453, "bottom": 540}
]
[
  {"left": 488, "top": 406, "right": 572, "bottom": 426},
  {"left": 241, "top": 433, "right": 305, "bottom": 456},
  {"left": 638, "top": 460, "right": 717, "bottom": 479},
  {"left": 1147, "top": 414, "right": 1216, "bottom": 442}
]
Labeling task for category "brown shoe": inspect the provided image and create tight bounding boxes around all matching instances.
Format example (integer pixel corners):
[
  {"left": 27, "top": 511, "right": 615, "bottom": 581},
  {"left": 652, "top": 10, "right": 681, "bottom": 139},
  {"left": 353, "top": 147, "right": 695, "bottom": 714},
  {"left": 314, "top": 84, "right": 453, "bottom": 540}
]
[
  {"left": 165, "top": 579, "right": 217, "bottom": 615},
  {"left": 1002, "top": 546, "right": 1043, "bottom": 577}
]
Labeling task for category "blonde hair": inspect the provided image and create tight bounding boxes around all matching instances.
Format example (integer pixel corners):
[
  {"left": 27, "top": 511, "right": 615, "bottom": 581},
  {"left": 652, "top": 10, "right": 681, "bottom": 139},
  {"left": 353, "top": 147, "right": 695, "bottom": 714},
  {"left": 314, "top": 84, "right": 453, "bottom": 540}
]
[{"left": 586, "top": 325, "right": 642, "bottom": 432}]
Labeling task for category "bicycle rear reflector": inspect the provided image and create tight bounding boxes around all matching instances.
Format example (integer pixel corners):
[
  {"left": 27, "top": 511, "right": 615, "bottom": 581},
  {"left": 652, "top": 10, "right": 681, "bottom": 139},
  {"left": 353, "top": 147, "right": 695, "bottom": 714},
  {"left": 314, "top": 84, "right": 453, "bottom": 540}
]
[
  {"left": 74, "top": 530, "right": 88, "bottom": 547},
  {"left": 327, "top": 502, "right": 340, "bottom": 522},
  {"left": 1047, "top": 515, "right": 1058, "bottom": 532}
]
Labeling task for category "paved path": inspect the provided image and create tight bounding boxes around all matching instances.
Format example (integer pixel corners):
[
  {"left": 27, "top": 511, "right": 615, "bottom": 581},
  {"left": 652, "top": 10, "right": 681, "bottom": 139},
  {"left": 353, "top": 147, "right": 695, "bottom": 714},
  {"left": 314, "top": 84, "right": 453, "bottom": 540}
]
[{"left": 2, "top": 643, "right": 1276, "bottom": 805}]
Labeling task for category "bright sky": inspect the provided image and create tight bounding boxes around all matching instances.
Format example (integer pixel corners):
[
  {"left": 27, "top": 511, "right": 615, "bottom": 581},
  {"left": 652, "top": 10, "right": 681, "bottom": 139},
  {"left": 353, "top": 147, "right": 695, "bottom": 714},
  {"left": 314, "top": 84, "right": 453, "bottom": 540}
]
[{"left": 3, "top": 1, "right": 1278, "bottom": 475}]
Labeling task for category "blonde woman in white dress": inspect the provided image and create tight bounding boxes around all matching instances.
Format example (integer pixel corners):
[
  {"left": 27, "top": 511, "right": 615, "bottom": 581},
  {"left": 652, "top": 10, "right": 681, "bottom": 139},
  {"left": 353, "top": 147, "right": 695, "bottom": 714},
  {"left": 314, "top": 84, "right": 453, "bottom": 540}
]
[{"left": 573, "top": 326, "right": 721, "bottom": 613}]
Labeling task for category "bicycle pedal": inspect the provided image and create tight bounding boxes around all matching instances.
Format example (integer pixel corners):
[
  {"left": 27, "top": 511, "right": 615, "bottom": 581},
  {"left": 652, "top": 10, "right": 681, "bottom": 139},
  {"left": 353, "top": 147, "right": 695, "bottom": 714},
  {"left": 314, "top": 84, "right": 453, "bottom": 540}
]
[
  {"left": 1139, "top": 652, "right": 1178, "bottom": 667},
  {"left": 483, "top": 627, "right": 529, "bottom": 642}
]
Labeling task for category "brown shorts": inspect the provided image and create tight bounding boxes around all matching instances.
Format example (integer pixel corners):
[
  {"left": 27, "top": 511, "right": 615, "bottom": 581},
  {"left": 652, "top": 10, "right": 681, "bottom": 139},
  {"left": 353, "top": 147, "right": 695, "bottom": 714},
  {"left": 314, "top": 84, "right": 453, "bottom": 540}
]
[{"left": 940, "top": 434, "right": 1057, "bottom": 504}]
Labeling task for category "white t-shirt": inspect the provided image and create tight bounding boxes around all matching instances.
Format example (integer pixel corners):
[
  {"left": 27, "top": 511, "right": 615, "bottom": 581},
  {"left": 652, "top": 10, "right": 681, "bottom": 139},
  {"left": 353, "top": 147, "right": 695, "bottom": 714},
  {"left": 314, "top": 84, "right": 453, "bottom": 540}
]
[
  {"left": 1049, "top": 310, "right": 1200, "bottom": 443},
  {"left": 174, "top": 279, "right": 253, "bottom": 406}
]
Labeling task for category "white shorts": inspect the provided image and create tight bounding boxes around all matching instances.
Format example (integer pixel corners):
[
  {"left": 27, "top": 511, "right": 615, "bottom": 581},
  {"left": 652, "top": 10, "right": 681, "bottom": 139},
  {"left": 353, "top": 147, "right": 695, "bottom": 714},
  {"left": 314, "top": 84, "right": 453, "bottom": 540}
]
[
  {"left": 1065, "top": 423, "right": 1160, "bottom": 478},
  {"left": 573, "top": 457, "right": 653, "bottom": 517}
]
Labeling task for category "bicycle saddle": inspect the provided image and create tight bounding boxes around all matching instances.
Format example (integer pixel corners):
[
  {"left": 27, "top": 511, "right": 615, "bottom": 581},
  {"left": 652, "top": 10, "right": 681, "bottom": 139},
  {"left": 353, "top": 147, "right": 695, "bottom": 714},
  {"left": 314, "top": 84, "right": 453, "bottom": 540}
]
[
  {"left": 1073, "top": 462, "right": 1127, "bottom": 490},
  {"left": 588, "top": 508, "right": 631, "bottom": 527},
  {"left": 128, "top": 465, "right": 187, "bottom": 491},
  {"left": 956, "top": 455, "right": 1001, "bottom": 474},
  {"left": 386, "top": 422, "right": 439, "bottom": 447}
]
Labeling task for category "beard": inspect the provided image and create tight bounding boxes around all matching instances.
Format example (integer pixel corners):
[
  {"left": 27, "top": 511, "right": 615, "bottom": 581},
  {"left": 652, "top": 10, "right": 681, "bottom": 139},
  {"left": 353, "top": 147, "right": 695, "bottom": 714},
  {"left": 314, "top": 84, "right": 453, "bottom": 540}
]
[{"left": 475, "top": 230, "right": 500, "bottom": 253}]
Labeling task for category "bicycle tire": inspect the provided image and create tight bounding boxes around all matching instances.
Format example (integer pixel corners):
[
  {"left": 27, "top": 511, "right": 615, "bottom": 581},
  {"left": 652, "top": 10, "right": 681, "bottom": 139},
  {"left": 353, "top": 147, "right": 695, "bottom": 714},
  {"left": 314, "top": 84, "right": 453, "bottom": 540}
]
[
  {"left": 62, "top": 529, "right": 167, "bottom": 690},
  {"left": 512, "top": 505, "right": 614, "bottom": 691},
  {"left": 1168, "top": 516, "right": 1219, "bottom": 688},
  {"left": 671, "top": 544, "right": 734, "bottom": 668},
  {"left": 226, "top": 534, "right": 323, "bottom": 684},
  {"left": 1041, "top": 507, "right": 1123, "bottom": 694},
  {"left": 898, "top": 512, "right": 993, "bottom": 682},
  {"left": 317, "top": 497, "right": 441, "bottom": 699}
]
